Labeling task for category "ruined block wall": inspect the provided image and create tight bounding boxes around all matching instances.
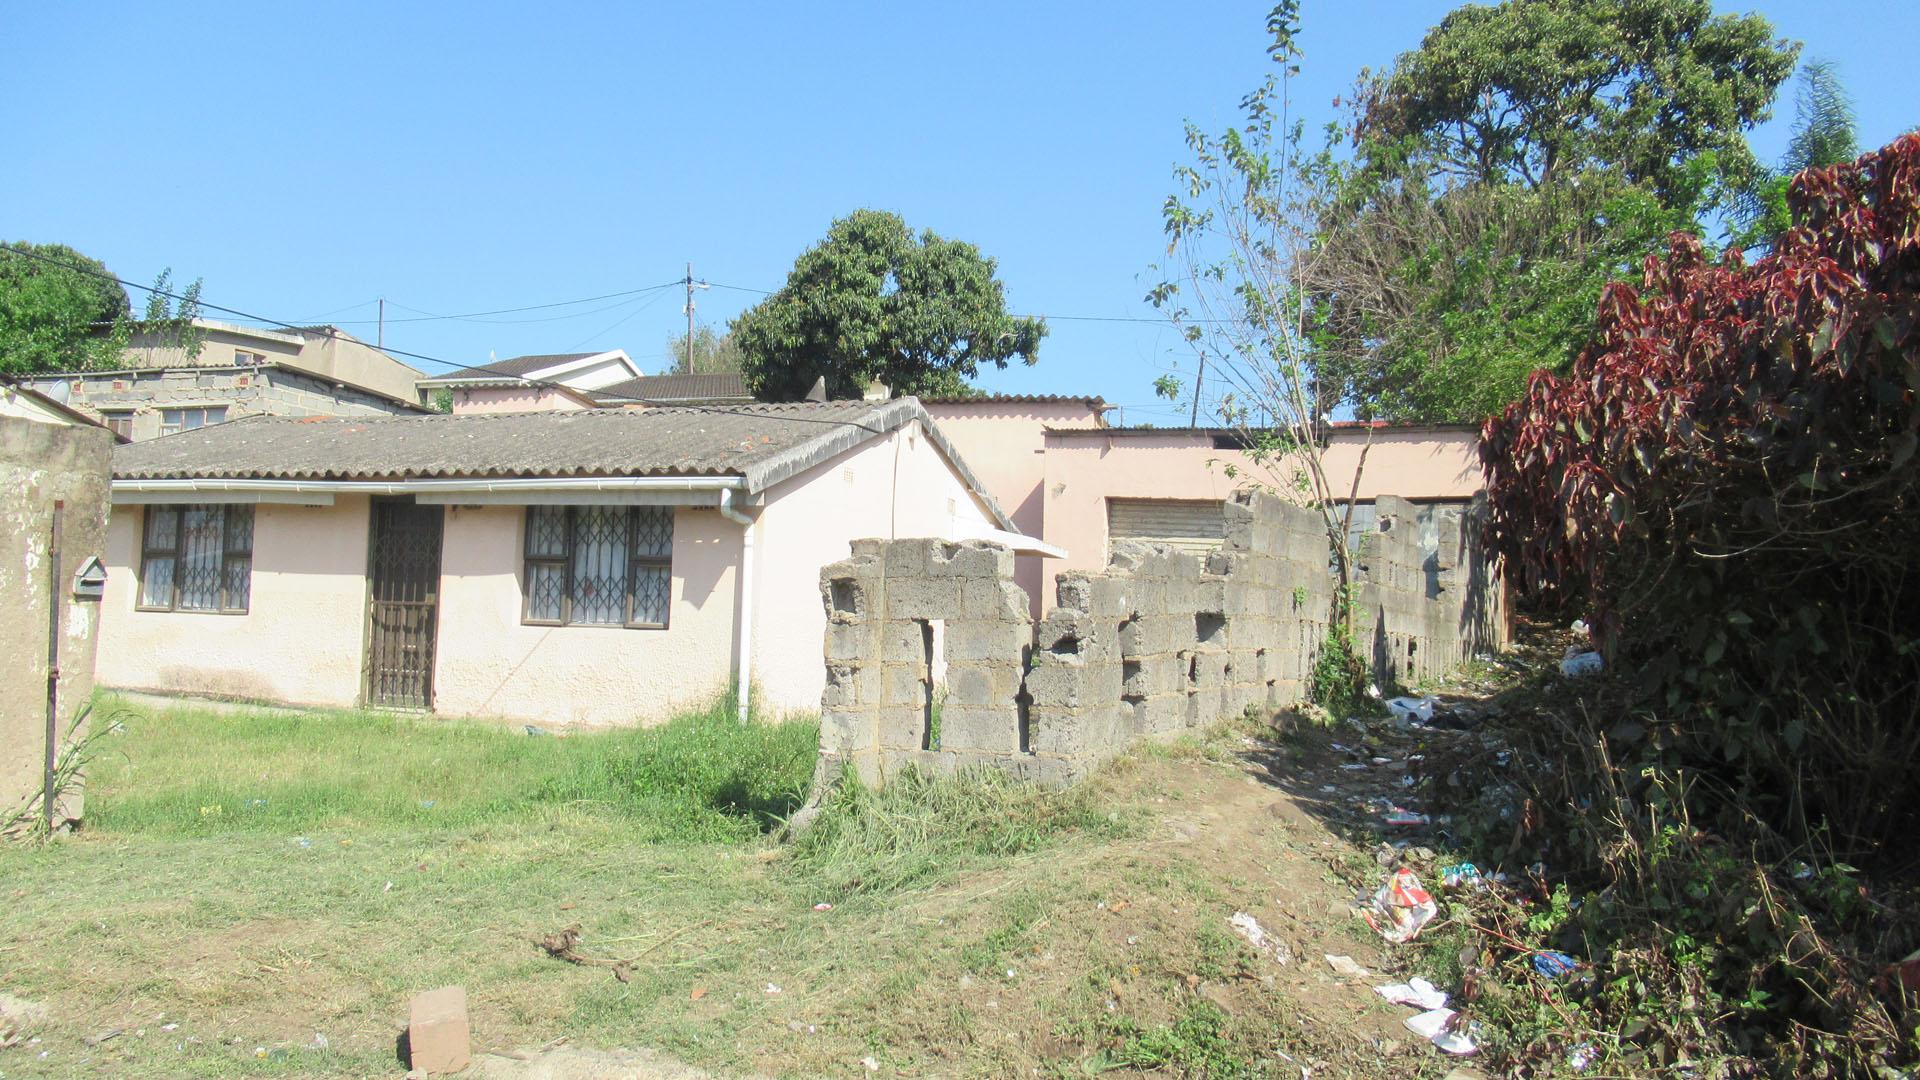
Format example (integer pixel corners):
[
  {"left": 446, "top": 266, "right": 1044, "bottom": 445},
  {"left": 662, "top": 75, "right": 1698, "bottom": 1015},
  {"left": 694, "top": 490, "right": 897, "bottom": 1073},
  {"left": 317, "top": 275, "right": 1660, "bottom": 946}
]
[
  {"left": 1, "top": 416, "right": 113, "bottom": 825},
  {"left": 817, "top": 490, "right": 1504, "bottom": 787}
]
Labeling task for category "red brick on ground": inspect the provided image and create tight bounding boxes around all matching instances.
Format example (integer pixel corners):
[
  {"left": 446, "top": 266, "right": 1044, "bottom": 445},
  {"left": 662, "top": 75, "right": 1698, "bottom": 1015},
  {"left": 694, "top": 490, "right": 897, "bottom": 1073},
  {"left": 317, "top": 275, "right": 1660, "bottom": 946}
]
[{"left": 407, "top": 985, "right": 470, "bottom": 1074}]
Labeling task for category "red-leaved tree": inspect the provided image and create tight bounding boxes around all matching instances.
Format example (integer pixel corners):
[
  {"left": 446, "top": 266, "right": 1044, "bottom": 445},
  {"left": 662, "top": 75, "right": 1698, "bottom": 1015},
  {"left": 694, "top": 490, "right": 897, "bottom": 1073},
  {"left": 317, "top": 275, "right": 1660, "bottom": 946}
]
[{"left": 1481, "top": 133, "right": 1920, "bottom": 854}]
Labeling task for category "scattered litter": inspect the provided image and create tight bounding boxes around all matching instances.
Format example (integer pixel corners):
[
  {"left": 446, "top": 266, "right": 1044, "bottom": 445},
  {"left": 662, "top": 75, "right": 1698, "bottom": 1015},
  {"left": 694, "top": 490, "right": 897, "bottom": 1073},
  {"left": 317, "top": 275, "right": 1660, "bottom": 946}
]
[
  {"left": 765, "top": 983, "right": 781, "bottom": 995},
  {"left": 1374, "top": 976, "right": 1448, "bottom": 1010},
  {"left": 1319, "top": 785, "right": 1337, "bottom": 794},
  {"left": 1228, "top": 912, "right": 1292, "bottom": 964},
  {"left": 1387, "top": 696, "right": 1436, "bottom": 727},
  {"left": 1005, "top": 968, "right": 1017, "bottom": 979},
  {"left": 1367, "top": 684, "right": 1383, "bottom": 700},
  {"left": 310, "top": 1032, "right": 329, "bottom": 1050},
  {"left": 1791, "top": 862, "right": 1815, "bottom": 880},
  {"left": 1370, "top": 756, "right": 1393, "bottom": 765},
  {"left": 1570, "top": 618, "right": 1589, "bottom": 636},
  {"left": 1323, "top": 954, "right": 1369, "bottom": 978},
  {"left": 862, "top": 1056, "right": 880, "bottom": 1072},
  {"left": 1381, "top": 807, "right": 1431, "bottom": 827},
  {"left": 1339, "top": 763, "right": 1370, "bottom": 771},
  {"left": 1399, "top": 775, "right": 1417, "bottom": 788},
  {"left": 291, "top": 837, "right": 312, "bottom": 849},
  {"left": 689, "top": 986, "right": 707, "bottom": 1000},
  {"left": 160, "top": 1023, "right": 179, "bottom": 1032},
  {"left": 1532, "top": 951, "right": 1580, "bottom": 980},
  {"left": 1560, "top": 651, "right": 1604, "bottom": 677},
  {"left": 418, "top": 800, "right": 436, "bottom": 810},
  {"left": 812, "top": 902, "right": 833, "bottom": 911},
  {"left": 525, "top": 724, "right": 551, "bottom": 736},
  {"left": 383, "top": 881, "right": 393, "bottom": 892},
  {"left": 1440, "top": 863, "right": 1486, "bottom": 889},
  {"left": 1569, "top": 1043, "right": 1596, "bottom": 1071},
  {"left": 1405, "top": 1008, "right": 1478, "bottom": 1055},
  {"left": 1363, "top": 869, "right": 1439, "bottom": 943},
  {"left": 247, "top": 798, "right": 267, "bottom": 809}
]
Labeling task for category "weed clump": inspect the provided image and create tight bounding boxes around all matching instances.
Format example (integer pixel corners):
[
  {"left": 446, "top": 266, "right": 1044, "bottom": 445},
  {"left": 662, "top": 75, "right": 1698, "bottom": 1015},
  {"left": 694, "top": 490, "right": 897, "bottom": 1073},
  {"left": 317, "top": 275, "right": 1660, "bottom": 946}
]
[{"left": 789, "top": 767, "right": 1122, "bottom": 899}]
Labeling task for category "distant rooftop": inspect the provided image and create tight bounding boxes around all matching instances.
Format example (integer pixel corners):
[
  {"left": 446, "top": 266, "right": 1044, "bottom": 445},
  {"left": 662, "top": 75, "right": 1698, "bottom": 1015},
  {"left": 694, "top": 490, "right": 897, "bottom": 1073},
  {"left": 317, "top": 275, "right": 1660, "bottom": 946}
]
[{"left": 592, "top": 371, "right": 753, "bottom": 405}]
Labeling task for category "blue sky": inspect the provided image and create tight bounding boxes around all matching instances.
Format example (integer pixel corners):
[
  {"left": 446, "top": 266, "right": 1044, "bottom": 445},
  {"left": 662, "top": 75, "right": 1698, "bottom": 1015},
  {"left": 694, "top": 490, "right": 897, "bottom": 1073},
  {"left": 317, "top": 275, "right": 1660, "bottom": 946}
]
[{"left": 6, "top": 1, "right": 1915, "bottom": 424}]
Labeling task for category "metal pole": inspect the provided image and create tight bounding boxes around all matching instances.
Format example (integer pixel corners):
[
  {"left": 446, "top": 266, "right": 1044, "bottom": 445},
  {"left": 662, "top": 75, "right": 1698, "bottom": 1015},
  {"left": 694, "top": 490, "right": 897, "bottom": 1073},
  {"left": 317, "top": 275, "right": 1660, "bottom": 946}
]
[
  {"left": 684, "top": 263, "right": 695, "bottom": 373},
  {"left": 378, "top": 298, "right": 385, "bottom": 349},
  {"left": 43, "top": 500, "right": 63, "bottom": 831}
]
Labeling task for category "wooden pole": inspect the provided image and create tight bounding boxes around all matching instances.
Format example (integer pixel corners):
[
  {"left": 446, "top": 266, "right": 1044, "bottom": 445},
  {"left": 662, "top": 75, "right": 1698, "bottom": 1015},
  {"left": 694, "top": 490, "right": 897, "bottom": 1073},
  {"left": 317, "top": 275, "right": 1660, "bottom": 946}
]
[{"left": 43, "top": 500, "right": 63, "bottom": 831}]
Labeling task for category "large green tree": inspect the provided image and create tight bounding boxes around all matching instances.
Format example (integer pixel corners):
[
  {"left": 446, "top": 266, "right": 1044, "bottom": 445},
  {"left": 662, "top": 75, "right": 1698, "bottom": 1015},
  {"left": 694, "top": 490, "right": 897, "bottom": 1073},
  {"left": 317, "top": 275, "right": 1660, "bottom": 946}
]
[
  {"left": 732, "top": 210, "right": 1046, "bottom": 400},
  {"left": 0, "top": 242, "right": 133, "bottom": 374},
  {"left": 1312, "top": 0, "right": 1797, "bottom": 423}
]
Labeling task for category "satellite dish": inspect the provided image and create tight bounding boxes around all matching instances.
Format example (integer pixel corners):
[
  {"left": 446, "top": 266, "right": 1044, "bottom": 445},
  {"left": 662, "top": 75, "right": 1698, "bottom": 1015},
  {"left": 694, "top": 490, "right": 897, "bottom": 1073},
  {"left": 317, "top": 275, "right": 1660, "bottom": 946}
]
[
  {"left": 46, "top": 379, "right": 72, "bottom": 404},
  {"left": 804, "top": 376, "right": 828, "bottom": 403}
]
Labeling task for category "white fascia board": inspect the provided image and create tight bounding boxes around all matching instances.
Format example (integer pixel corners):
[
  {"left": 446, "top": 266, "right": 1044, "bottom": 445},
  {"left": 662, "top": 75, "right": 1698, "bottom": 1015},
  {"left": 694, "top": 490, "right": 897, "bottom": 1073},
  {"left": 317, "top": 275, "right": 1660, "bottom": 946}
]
[
  {"left": 111, "top": 475, "right": 747, "bottom": 505},
  {"left": 523, "top": 349, "right": 640, "bottom": 384},
  {"left": 113, "top": 490, "right": 337, "bottom": 506}
]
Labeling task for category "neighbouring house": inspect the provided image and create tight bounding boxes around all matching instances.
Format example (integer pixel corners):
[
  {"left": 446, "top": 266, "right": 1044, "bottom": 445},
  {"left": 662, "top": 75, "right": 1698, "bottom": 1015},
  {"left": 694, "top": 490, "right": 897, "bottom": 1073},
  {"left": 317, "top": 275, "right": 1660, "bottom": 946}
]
[
  {"left": 1, "top": 380, "right": 113, "bottom": 828},
  {"left": 1037, "top": 422, "right": 1484, "bottom": 584},
  {"left": 96, "top": 399, "right": 1052, "bottom": 726},
  {"left": 923, "top": 396, "right": 1483, "bottom": 612},
  {"left": 27, "top": 319, "right": 431, "bottom": 440},
  {"left": 418, "top": 351, "right": 756, "bottom": 413},
  {"left": 921, "top": 395, "right": 1111, "bottom": 614}
]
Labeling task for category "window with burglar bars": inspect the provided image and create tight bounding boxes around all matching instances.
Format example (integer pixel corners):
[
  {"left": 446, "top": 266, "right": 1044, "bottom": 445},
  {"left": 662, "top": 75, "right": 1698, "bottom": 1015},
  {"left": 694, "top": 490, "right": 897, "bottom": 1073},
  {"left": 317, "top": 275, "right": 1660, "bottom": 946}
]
[
  {"left": 138, "top": 504, "right": 254, "bottom": 613},
  {"left": 522, "top": 506, "right": 673, "bottom": 628}
]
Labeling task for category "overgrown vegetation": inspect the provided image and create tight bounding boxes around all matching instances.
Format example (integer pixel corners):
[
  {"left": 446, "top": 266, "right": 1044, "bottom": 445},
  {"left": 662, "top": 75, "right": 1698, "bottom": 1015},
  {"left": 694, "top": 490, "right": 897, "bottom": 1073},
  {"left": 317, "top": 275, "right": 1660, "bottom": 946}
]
[
  {"left": 789, "top": 766, "right": 1124, "bottom": 900},
  {"left": 1468, "top": 136, "right": 1920, "bottom": 1074}
]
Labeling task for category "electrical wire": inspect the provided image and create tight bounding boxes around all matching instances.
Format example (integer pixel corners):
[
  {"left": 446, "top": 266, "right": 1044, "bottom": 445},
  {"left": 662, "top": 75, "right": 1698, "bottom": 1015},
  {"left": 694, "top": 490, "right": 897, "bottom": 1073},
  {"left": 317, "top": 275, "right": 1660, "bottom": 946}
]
[{"left": 0, "top": 248, "right": 884, "bottom": 432}]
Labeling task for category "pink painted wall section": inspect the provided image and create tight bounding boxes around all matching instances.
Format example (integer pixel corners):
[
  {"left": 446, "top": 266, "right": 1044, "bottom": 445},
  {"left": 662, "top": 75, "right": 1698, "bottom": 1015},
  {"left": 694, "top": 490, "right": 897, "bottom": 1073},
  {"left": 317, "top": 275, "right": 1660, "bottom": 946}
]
[
  {"left": 96, "top": 498, "right": 373, "bottom": 707},
  {"left": 1040, "top": 427, "right": 1483, "bottom": 580},
  {"left": 431, "top": 505, "right": 740, "bottom": 727},
  {"left": 751, "top": 418, "right": 1003, "bottom": 716},
  {"left": 448, "top": 385, "right": 591, "bottom": 414},
  {"left": 922, "top": 400, "right": 1106, "bottom": 616}
]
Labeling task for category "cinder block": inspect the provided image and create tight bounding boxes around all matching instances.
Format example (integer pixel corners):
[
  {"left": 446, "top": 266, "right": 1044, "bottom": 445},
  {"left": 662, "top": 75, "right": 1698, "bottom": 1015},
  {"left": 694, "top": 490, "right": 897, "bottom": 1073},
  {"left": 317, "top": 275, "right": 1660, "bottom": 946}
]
[
  {"left": 945, "top": 620, "right": 1028, "bottom": 663},
  {"left": 407, "top": 986, "right": 470, "bottom": 1075},
  {"left": 937, "top": 704, "right": 1019, "bottom": 753},
  {"left": 930, "top": 540, "right": 1013, "bottom": 579},
  {"left": 960, "top": 578, "right": 1031, "bottom": 620},
  {"left": 884, "top": 576, "right": 961, "bottom": 620},
  {"left": 1055, "top": 573, "right": 1093, "bottom": 613}
]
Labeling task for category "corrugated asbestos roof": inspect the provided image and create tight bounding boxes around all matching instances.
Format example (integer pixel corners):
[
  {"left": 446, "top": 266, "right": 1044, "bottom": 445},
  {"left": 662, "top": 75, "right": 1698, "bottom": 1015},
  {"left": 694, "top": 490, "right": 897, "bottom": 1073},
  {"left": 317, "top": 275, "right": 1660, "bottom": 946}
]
[
  {"left": 592, "top": 372, "right": 753, "bottom": 403},
  {"left": 921, "top": 393, "right": 1109, "bottom": 407},
  {"left": 110, "top": 398, "right": 1017, "bottom": 528},
  {"left": 434, "top": 353, "right": 599, "bottom": 380}
]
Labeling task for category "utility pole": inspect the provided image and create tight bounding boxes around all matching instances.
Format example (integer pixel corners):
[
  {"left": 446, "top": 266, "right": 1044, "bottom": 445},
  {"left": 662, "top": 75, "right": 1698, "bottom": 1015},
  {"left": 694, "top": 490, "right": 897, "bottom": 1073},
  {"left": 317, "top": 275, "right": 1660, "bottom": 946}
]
[
  {"left": 377, "top": 298, "right": 385, "bottom": 349},
  {"left": 1190, "top": 353, "right": 1206, "bottom": 428},
  {"left": 682, "top": 264, "right": 709, "bottom": 374}
]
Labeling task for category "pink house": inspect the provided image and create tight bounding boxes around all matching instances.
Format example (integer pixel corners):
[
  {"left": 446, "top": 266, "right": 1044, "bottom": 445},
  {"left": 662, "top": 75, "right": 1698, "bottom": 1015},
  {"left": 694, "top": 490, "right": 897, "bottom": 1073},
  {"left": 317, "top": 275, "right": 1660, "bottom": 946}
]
[
  {"left": 923, "top": 397, "right": 1485, "bottom": 610},
  {"left": 98, "top": 399, "right": 1045, "bottom": 726}
]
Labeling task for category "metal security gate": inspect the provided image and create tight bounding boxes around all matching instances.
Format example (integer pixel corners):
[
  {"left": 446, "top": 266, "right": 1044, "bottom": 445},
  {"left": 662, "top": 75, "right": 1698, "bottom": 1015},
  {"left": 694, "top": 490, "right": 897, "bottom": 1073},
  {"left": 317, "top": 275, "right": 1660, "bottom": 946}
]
[
  {"left": 363, "top": 499, "right": 444, "bottom": 709},
  {"left": 1107, "top": 497, "right": 1226, "bottom": 556}
]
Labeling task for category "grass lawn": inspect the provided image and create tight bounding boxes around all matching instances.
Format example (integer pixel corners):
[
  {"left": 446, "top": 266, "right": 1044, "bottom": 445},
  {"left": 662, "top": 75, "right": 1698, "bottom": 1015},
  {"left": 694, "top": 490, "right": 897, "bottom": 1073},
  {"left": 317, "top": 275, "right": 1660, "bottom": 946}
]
[{"left": 0, "top": 696, "right": 1413, "bottom": 1079}]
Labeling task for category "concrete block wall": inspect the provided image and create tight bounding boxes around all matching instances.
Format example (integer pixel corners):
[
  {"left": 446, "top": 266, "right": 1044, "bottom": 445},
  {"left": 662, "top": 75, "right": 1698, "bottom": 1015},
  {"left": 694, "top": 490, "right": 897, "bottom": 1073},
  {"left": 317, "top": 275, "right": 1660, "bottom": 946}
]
[{"left": 817, "top": 490, "right": 1504, "bottom": 788}]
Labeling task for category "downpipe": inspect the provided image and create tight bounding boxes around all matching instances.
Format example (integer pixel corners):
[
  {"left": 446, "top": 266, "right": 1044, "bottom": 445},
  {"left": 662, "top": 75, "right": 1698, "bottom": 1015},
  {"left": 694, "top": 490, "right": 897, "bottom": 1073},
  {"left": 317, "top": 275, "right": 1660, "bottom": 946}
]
[{"left": 717, "top": 489, "right": 756, "bottom": 723}]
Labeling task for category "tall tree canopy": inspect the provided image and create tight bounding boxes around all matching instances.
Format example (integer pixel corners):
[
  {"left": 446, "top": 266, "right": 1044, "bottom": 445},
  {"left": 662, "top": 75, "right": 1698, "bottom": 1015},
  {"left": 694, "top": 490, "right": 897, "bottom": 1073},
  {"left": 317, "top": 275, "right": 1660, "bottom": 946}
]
[
  {"left": 0, "top": 241, "right": 133, "bottom": 375},
  {"left": 1730, "top": 59, "right": 1859, "bottom": 252},
  {"left": 1361, "top": 0, "right": 1797, "bottom": 198},
  {"left": 732, "top": 210, "right": 1046, "bottom": 401},
  {"left": 1306, "top": 0, "right": 1798, "bottom": 423}
]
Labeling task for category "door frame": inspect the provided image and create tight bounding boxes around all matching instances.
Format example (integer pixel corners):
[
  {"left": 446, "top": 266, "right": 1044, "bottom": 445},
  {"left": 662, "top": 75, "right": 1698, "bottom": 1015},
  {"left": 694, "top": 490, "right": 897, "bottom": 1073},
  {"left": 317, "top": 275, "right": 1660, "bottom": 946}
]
[{"left": 359, "top": 495, "right": 446, "bottom": 710}]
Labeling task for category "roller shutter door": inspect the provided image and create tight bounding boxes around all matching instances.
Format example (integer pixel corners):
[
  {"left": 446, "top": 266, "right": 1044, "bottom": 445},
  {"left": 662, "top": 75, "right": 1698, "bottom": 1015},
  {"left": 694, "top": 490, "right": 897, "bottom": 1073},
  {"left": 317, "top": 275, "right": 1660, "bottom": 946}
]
[{"left": 1107, "top": 498, "right": 1226, "bottom": 555}]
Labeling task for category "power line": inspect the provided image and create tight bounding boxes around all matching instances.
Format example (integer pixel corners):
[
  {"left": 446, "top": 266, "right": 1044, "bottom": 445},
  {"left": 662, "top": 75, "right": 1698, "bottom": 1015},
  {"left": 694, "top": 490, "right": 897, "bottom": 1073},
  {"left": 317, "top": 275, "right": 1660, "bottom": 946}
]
[
  {"left": 0, "top": 247, "right": 884, "bottom": 432},
  {"left": 702, "top": 279, "right": 1236, "bottom": 325},
  {"left": 295, "top": 281, "right": 684, "bottom": 326}
]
